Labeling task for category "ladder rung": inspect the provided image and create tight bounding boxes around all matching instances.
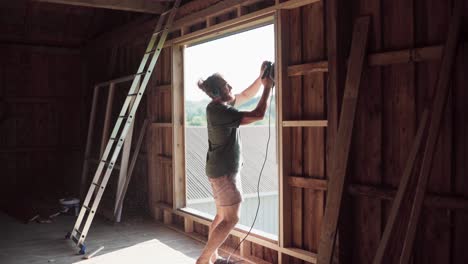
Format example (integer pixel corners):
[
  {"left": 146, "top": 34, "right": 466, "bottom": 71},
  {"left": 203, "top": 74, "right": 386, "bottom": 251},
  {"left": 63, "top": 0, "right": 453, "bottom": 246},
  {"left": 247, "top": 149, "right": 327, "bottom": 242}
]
[
  {"left": 135, "top": 71, "right": 148, "bottom": 76},
  {"left": 71, "top": 235, "right": 79, "bottom": 244},
  {"left": 145, "top": 48, "right": 161, "bottom": 55},
  {"left": 74, "top": 228, "right": 82, "bottom": 235},
  {"left": 83, "top": 205, "right": 91, "bottom": 211},
  {"left": 92, "top": 182, "right": 104, "bottom": 188},
  {"left": 128, "top": 93, "right": 141, "bottom": 97},
  {"left": 119, "top": 115, "right": 133, "bottom": 119}
]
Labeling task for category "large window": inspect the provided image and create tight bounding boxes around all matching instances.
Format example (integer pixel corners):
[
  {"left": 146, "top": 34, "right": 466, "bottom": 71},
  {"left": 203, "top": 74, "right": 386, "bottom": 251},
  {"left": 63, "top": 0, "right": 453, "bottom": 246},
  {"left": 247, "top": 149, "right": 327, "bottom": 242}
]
[{"left": 183, "top": 24, "right": 278, "bottom": 236}]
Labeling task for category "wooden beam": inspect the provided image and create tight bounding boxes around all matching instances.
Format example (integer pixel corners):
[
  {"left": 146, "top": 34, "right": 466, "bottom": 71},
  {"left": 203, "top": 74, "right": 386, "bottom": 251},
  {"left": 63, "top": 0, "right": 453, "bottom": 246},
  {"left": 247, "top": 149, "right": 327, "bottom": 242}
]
[
  {"left": 317, "top": 17, "right": 370, "bottom": 264},
  {"left": 34, "top": 0, "right": 167, "bottom": 14},
  {"left": 288, "top": 61, "right": 328, "bottom": 76},
  {"left": 368, "top": 45, "right": 442, "bottom": 66},
  {"left": 153, "top": 122, "right": 173, "bottom": 128},
  {"left": 287, "top": 45, "right": 446, "bottom": 76},
  {"left": 288, "top": 176, "right": 327, "bottom": 190},
  {"left": 114, "top": 119, "right": 149, "bottom": 221},
  {"left": 348, "top": 184, "right": 468, "bottom": 211},
  {"left": 282, "top": 120, "right": 328, "bottom": 127},
  {"left": 114, "top": 115, "right": 135, "bottom": 222},
  {"left": 172, "top": 45, "right": 186, "bottom": 210},
  {"left": 399, "top": 1, "right": 463, "bottom": 263},
  {"left": 100, "top": 83, "right": 115, "bottom": 156},
  {"left": 276, "top": 8, "right": 291, "bottom": 251}
]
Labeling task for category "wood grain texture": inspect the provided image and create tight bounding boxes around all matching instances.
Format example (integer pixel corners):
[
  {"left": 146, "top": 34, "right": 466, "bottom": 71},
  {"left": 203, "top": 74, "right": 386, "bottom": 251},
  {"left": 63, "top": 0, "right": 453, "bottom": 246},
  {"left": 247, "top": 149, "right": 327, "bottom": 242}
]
[{"left": 317, "top": 16, "right": 370, "bottom": 264}]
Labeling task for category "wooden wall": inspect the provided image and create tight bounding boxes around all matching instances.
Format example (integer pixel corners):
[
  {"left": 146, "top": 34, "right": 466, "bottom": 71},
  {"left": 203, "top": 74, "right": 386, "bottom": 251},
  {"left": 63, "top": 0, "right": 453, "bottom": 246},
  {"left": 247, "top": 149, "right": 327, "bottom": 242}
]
[
  {"left": 279, "top": 2, "right": 326, "bottom": 263},
  {"left": 0, "top": 45, "right": 84, "bottom": 200},
  {"left": 347, "top": 0, "right": 468, "bottom": 263},
  {"left": 83, "top": 36, "right": 153, "bottom": 215}
]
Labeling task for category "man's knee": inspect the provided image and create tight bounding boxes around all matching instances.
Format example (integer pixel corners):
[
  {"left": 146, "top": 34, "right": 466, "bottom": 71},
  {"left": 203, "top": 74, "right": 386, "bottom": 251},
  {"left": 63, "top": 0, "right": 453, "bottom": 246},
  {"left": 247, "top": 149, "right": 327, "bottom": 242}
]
[{"left": 223, "top": 213, "right": 239, "bottom": 226}]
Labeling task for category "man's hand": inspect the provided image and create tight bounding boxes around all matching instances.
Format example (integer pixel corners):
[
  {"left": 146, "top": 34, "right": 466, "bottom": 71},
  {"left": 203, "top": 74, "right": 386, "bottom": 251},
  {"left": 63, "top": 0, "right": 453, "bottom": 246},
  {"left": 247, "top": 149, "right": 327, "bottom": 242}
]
[
  {"left": 260, "top": 61, "right": 270, "bottom": 78},
  {"left": 261, "top": 74, "right": 274, "bottom": 89}
]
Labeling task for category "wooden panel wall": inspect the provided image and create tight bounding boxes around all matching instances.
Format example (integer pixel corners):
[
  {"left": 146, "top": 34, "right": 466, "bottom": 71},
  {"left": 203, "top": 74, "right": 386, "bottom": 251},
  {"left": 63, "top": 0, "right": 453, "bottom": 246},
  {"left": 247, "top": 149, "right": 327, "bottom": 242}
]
[
  {"left": 280, "top": 2, "right": 326, "bottom": 263},
  {"left": 347, "top": 0, "right": 468, "bottom": 263},
  {"left": 0, "top": 45, "right": 84, "bottom": 200}
]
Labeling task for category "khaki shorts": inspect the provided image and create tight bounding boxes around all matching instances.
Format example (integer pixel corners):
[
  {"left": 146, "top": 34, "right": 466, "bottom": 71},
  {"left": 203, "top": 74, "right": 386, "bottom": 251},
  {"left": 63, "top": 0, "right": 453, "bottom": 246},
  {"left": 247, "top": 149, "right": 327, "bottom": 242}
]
[{"left": 209, "top": 173, "right": 243, "bottom": 207}]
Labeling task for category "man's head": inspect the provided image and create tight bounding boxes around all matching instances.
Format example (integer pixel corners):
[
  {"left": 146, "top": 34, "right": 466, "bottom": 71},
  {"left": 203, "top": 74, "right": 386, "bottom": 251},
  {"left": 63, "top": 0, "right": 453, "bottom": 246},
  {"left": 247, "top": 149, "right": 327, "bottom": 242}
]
[{"left": 197, "top": 73, "right": 234, "bottom": 102}]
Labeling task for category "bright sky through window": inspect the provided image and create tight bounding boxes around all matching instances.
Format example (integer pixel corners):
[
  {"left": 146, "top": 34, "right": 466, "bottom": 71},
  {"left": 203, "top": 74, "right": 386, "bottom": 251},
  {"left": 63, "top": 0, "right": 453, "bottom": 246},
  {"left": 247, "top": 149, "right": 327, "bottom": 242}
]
[{"left": 184, "top": 24, "right": 274, "bottom": 101}]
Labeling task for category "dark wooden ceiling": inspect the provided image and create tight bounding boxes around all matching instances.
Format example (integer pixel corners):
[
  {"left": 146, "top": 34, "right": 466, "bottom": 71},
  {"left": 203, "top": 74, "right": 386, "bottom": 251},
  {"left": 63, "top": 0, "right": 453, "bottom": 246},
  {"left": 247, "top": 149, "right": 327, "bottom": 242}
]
[{"left": 0, "top": 0, "right": 152, "bottom": 48}]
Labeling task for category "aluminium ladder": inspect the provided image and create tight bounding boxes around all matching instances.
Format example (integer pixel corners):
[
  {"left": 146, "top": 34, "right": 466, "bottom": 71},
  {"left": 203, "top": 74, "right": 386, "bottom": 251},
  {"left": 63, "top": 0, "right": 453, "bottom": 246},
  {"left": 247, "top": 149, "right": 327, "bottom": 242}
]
[{"left": 66, "top": 0, "right": 181, "bottom": 254}]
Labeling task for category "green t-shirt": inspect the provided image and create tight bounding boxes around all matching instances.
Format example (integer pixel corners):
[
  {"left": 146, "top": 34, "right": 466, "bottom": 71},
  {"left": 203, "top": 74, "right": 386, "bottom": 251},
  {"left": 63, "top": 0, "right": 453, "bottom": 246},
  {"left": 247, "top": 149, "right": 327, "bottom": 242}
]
[{"left": 205, "top": 102, "right": 243, "bottom": 178}]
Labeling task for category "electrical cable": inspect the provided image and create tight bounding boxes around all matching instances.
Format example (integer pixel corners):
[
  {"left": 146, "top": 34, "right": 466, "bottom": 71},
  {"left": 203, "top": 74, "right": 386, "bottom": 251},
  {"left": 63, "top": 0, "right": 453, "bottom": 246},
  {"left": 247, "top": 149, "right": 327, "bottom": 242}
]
[{"left": 226, "top": 83, "right": 275, "bottom": 264}]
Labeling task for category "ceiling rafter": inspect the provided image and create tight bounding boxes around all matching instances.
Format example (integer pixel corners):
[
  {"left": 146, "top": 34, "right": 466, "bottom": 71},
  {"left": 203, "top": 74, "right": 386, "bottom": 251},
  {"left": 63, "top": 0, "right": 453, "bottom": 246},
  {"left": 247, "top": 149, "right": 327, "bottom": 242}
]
[{"left": 33, "top": 0, "right": 168, "bottom": 14}]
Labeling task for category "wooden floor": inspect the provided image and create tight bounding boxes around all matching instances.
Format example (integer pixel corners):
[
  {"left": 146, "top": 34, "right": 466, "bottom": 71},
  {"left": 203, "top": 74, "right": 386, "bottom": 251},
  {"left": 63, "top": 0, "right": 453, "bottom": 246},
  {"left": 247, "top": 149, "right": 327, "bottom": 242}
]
[{"left": 0, "top": 212, "right": 204, "bottom": 264}]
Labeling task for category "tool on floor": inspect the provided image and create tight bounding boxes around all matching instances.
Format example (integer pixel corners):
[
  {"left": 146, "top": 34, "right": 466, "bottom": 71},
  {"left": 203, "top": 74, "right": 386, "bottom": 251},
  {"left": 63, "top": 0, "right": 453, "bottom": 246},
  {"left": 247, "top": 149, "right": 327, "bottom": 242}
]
[{"left": 65, "top": 0, "right": 181, "bottom": 255}]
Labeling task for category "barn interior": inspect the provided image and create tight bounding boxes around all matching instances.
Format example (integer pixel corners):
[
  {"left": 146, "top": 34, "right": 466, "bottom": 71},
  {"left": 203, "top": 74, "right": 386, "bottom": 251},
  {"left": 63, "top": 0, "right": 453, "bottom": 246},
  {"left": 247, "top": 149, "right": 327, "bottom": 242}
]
[{"left": 0, "top": 0, "right": 467, "bottom": 263}]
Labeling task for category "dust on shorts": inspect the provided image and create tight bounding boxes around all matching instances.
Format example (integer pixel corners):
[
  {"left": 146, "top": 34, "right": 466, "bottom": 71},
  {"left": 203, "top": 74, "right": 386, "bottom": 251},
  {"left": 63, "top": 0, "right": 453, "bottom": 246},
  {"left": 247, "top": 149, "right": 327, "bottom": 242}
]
[{"left": 208, "top": 173, "right": 243, "bottom": 207}]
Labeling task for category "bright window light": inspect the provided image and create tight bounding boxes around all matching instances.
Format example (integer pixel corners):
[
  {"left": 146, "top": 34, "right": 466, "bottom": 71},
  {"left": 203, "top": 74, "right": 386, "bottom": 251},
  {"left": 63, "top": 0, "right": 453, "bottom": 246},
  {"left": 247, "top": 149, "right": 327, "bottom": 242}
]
[{"left": 183, "top": 24, "right": 278, "bottom": 237}]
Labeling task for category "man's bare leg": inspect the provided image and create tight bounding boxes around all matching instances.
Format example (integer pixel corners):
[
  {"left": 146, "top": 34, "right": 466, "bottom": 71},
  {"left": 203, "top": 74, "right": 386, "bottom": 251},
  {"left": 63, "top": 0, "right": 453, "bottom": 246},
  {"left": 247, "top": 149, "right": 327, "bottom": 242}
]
[
  {"left": 209, "top": 209, "right": 222, "bottom": 262},
  {"left": 196, "top": 203, "right": 241, "bottom": 264}
]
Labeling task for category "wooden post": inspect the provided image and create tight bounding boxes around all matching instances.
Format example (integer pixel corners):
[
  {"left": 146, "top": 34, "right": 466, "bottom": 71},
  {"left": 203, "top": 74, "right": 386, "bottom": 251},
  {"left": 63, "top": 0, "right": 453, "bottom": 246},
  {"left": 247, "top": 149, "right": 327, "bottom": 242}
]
[
  {"left": 399, "top": 1, "right": 462, "bottom": 263},
  {"left": 317, "top": 16, "right": 370, "bottom": 264},
  {"left": 80, "top": 85, "right": 100, "bottom": 198},
  {"left": 100, "top": 82, "right": 115, "bottom": 156},
  {"left": 115, "top": 119, "right": 149, "bottom": 220},
  {"left": 172, "top": 45, "right": 186, "bottom": 209},
  {"left": 184, "top": 217, "right": 194, "bottom": 233},
  {"left": 276, "top": 8, "right": 292, "bottom": 252},
  {"left": 114, "top": 117, "right": 135, "bottom": 222}
]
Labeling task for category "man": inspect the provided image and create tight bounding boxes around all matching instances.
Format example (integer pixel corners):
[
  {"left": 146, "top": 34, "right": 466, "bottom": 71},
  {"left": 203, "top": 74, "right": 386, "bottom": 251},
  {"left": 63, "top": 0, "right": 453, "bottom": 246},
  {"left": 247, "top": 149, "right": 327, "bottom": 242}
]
[{"left": 196, "top": 61, "right": 274, "bottom": 264}]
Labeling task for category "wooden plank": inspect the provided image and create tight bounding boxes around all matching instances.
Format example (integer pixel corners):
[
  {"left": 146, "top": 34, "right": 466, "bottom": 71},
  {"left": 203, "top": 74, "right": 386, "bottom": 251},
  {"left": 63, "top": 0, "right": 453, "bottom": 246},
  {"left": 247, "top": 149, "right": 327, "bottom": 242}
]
[
  {"left": 184, "top": 217, "right": 194, "bottom": 233},
  {"left": 80, "top": 86, "right": 99, "bottom": 198},
  {"left": 114, "top": 119, "right": 149, "bottom": 221},
  {"left": 368, "top": 45, "right": 442, "bottom": 66},
  {"left": 163, "top": 209, "right": 173, "bottom": 225},
  {"left": 288, "top": 61, "right": 328, "bottom": 76},
  {"left": 399, "top": 2, "right": 462, "bottom": 263},
  {"left": 172, "top": 45, "right": 185, "bottom": 210},
  {"left": 95, "top": 75, "right": 136, "bottom": 88},
  {"left": 317, "top": 16, "right": 370, "bottom": 264},
  {"left": 114, "top": 115, "right": 135, "bottom": 222},
  {"left": 348, "top": 184, "right": 468, "bottom": 211},
  {"left": 285, "top": 45, "right": 446, "bottom": 76},
  {"left": 153, "top": 122, "right": 173, "bottom": 128},
  {"left": 282, "top": 120, "right": 328, "bottom": 127},
  {"left": 277, "top": 8, "right": 292, "bottom": 251},
  {"left": 282, "top": 247, "right": 317, "bottom": 263},
  {"left": 34, "top": 0, "right": 166, "bottom": 14},
  {"left": 240, "top": 241, "right": 252, "bottom": 257},
  {"left": 372, "top": 111, "right": 429, "bottom": 264},
  {"left": 100, "top": 83, "right": 115, "bottom": 156},
  {"left": 288, "top": 176, "right": 327, "bottom": 191}
]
